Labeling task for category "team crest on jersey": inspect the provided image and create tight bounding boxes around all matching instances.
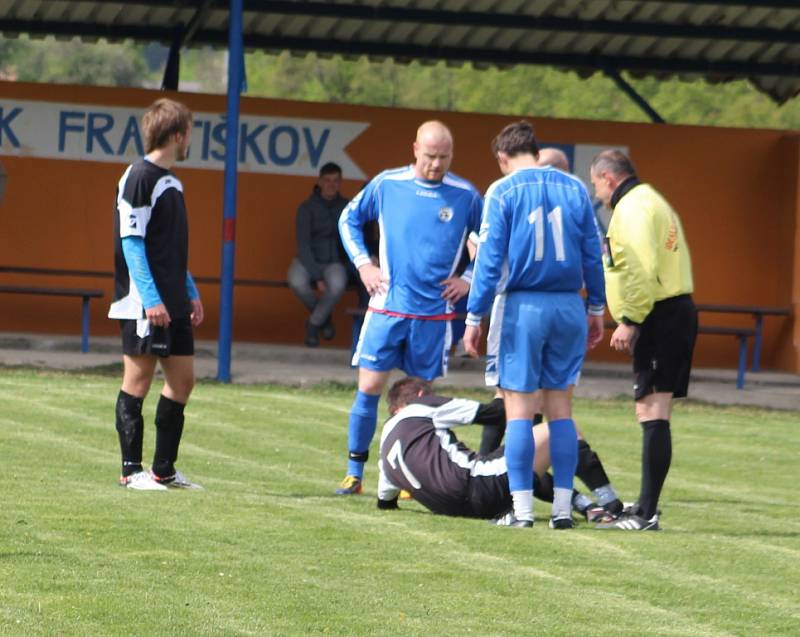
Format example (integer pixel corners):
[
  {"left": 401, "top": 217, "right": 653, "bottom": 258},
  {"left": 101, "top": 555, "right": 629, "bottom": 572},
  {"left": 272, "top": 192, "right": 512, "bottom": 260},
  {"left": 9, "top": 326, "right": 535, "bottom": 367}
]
[
  {"left": 438, "top": 206, "right": 454, "bottom": 222},
  {"left": 128, "top": 215, "right": 138, "bottom": 229}
]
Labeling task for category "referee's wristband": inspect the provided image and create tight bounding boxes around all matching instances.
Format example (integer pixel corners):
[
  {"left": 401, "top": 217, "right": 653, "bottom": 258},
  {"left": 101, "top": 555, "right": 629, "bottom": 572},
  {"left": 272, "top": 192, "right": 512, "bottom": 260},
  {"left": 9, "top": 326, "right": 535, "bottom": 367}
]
[{"left": 621, "top": 316, "right": 641, "bottom": 326}]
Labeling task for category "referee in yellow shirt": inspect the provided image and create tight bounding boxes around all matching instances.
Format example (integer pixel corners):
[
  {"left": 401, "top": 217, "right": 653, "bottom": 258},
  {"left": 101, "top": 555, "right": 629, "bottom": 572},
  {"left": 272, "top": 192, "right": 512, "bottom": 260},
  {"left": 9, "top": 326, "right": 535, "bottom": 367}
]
[{"left": 590, "top": 149, "right": 697, "bottom": 531}]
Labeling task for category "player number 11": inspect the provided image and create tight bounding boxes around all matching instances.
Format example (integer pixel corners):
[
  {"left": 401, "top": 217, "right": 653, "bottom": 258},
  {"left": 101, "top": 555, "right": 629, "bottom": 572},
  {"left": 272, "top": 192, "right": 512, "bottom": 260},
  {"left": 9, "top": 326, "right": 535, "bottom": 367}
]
[{"left": 527, "top": 205, "right": 565, "bottom": 261}]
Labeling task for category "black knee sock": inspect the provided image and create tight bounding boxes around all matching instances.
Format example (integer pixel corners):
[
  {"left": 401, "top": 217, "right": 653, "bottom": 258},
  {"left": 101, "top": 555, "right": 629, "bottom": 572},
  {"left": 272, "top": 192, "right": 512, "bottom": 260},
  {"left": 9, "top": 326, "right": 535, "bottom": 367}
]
[
  {"left": 479, "top": 413, "right": 542, "bottom": 455},
  {"left": 479, "top": 423, "right": 505, "bottom": 455},
  {"left": 152, "top": 395, "right": 186, "bottom": 479},
  {"left": 533, "top": 472, "right": 554, "bottom": 503},
  {"left": 575, "top": 439, "right": 612, "bottom": 491},
  {"left": 116, "top": 390, "right": 144, "bottom": 477},
  {"left": 638, "top": 419, "right": 672, "bottom": 519}
]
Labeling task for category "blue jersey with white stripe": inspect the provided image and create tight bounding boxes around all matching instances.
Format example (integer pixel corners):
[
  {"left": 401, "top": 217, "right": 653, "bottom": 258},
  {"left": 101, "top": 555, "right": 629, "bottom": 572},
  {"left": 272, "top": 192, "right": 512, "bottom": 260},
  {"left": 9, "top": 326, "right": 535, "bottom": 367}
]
[
  {"left": 467, "top": 166, "right": 605, "bottom": 321},
  {"left": 340, "top": 165, "right": 482, "bottom": 317}
]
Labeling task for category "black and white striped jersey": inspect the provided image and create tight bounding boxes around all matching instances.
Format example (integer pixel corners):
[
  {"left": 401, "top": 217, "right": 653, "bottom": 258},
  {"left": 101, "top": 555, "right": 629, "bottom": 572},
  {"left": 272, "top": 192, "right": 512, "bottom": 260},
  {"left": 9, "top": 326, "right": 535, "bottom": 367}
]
[
  {"left": 110, "top": 158, "right": 191, "bottom": 320},
  {"left": 377, "top": 395, "right": 508, "bottom": 517}
]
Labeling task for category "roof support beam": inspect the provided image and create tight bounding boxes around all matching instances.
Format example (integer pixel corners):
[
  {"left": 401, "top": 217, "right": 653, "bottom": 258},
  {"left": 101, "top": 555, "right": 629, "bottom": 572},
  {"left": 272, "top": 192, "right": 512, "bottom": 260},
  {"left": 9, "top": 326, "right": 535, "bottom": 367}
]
[
  {"left": 160, "top": 0, "right": 214, "bottom": 90},
  {"left": 237, "top": 34, "right": 800, "bottom": 79},
  {"left": 241, "top": 1, "right": 800, "bottom": 45},
  {"left": 161, "top": 26, "right": 183, "bottom": 90},
  {"left": 64, "top": 1, "right": 800, "bottom": 45},
  {"left": 1, "top": 18, "right": 797, "bottom": 79},
  {"left": 604, "top": 68, "right": 665, "bottom": 124}
]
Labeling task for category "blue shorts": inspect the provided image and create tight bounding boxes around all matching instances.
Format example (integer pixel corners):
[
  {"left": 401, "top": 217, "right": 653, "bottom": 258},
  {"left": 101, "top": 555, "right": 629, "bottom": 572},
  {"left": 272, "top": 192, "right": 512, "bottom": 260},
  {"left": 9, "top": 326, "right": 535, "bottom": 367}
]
[
  {"left": 352, "top": 311, "right": 452, "bottom": 380},
  {"left": 485, "top": 291, "right": 586, "bottom": 392}
]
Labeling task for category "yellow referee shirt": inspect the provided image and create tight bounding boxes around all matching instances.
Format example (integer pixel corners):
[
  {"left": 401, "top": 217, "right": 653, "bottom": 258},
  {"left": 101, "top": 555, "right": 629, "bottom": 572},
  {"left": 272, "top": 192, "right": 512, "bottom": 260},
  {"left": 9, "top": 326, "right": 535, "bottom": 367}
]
[{"left": 603, "top": 183, "right": 693, "bottom": 324}]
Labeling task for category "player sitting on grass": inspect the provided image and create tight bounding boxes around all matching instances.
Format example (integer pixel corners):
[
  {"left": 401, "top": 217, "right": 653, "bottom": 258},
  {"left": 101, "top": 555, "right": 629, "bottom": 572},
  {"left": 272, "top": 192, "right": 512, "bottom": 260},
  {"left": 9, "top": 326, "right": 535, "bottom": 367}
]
[{"left": 376, "top": 377, "right": 623, "bottom": 525}]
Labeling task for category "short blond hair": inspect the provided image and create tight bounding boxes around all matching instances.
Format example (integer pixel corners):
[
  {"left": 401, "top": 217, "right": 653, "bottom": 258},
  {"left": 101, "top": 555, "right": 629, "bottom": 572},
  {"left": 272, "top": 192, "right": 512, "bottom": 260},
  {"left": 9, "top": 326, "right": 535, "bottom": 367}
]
[{"left": 141, "top": 98, "right": 192, "bottom": 153}]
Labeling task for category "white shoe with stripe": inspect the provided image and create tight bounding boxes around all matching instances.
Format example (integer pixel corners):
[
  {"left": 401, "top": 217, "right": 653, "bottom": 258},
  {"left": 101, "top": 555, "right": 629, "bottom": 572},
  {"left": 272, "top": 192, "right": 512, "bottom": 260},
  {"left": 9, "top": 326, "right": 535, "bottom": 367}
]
[{"left": 595, "top": 512, "right": 659, "bottom": 531}]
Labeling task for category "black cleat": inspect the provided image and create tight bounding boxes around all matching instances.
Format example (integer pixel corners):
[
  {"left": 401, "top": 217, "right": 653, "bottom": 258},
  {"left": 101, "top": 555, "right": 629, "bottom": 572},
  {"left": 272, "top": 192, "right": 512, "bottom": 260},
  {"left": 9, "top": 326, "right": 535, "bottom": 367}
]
[
  {"left": 586, "top": 498, "right": 625, "bottom": 523},
  {"left": 491, "top": 510, "right": 533, "bottom": 528},
  {"left": 595, "top": 511, "right": 659, "bottom": 531},
  {"left": 549, "top": 516, "right": 575, "bottom": 530}
]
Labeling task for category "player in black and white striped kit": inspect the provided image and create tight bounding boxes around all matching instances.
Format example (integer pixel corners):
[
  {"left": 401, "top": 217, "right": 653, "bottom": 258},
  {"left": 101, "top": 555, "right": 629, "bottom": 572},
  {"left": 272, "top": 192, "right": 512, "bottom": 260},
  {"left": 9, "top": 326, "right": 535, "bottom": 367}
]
[
  {"left": 108, "top": 98, "right": 204, "bottom": 491},
  {"left": 377, "top": 377, "right": 622, "bottom": 524}
]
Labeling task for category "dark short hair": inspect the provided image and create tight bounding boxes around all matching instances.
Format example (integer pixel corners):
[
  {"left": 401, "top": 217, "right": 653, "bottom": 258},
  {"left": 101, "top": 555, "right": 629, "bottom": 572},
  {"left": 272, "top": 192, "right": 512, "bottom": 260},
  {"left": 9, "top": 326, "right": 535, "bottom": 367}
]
[
  {"left": 491, "top": 120, "right": 539, "bottom": 158},
  {"left": 141, "top": 98, "right": 192, "bottom": 153},
  {"left": 319, "top": 162, "right": 342, "bottom": 177},
  {"left": 387, "top": 377, "right": 431, "bottom": 414},
  {"left": 590, "top": 149, "right": 636, "bottom": 179}
]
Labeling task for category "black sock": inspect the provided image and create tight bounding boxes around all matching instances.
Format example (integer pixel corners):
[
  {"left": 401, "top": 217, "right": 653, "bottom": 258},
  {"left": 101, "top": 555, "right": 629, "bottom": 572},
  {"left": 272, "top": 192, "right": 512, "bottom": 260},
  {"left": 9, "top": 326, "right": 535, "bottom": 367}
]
[
  {"left": 479, "top": 422, "right": 505, "bottom": 455},
  {"left": 533, "top": 472, "right": 554, "bottom": 503},
  {"left": 152, "top": 394, "right": 186, "bottom": 479},
  {"left": 638, "top": 419, "right": 672, "bottom": 519},
  {"left": 575, "top": 439, "right": 612, "bottom": 491},
  {"left": 478, "top": 413, "right": 544, "bottom": 455},
  {"left": 116, "top": 390, "right": 144, "bottom": 477}
]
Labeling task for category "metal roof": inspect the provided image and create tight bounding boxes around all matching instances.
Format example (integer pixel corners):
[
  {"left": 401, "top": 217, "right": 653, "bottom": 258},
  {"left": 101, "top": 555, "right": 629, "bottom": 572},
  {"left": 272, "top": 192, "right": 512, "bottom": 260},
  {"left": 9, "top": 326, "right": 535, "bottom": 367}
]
[{"left": 1, "top": 0, "right": 799, "bottom": 104}]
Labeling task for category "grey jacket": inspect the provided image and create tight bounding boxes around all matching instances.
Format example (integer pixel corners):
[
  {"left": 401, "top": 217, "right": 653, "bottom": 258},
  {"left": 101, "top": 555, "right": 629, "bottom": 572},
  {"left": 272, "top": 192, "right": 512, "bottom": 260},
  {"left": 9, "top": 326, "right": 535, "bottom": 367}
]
[{"left": 295, "top": 187, "right": 349, "bottom": 280}]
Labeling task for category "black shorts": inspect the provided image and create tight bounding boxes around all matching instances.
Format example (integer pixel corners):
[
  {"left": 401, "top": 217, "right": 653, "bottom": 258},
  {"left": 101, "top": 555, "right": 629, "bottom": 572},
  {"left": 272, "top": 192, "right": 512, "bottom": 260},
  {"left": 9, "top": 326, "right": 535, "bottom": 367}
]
[
  {"left": 633, "top": 294, "right": 697, "bottom": 400},
  {"left": 466, "top": 447, "right": 513, "bottom": 519},
  {"left": 120, "top": 317, "right": 194, "bottom": 357}
]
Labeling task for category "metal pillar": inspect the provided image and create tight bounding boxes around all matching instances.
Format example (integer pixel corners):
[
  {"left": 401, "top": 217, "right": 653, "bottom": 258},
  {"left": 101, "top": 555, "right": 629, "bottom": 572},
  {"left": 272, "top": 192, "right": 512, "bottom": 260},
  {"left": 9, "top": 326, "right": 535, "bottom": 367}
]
[{"left": 216, "top": 0, "right": 244, "bottom": 382}]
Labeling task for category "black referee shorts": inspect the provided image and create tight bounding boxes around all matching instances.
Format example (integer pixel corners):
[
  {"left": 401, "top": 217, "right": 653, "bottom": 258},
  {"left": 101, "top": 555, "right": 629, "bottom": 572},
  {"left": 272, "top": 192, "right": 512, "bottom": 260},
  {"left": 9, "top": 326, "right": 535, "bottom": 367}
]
[
  {"left": 120, "top": 317, "right": 195, "bottom": 358},
  {"left": 633, "top": 294, "right": 697, "bottom": 400}
]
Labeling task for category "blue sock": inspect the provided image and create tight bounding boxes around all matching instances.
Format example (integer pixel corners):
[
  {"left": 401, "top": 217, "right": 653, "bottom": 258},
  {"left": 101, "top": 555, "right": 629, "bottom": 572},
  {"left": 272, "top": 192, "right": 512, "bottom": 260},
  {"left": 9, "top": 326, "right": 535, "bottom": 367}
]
[
  {"left": 504, "top": 419, "right": 535, "bottom": 492},
  {"left": 549, "top": 418, "right": 578, "bottom": 490},
  {"left": 346, "top": 391, "right": 381, "bottom": 479}
]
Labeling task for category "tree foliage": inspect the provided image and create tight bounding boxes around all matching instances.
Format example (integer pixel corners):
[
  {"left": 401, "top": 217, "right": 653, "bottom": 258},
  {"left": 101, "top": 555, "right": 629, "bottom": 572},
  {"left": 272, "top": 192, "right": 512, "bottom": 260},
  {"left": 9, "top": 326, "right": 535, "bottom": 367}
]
[
  {"left": 1, "top": 36, "right": 798, "bottom": 130},
  {"left": 0, "top": 36, "right": 149, "bottom": 86},
  {"left": 237, "top": 51, "right": 799, "bottom": 130}
]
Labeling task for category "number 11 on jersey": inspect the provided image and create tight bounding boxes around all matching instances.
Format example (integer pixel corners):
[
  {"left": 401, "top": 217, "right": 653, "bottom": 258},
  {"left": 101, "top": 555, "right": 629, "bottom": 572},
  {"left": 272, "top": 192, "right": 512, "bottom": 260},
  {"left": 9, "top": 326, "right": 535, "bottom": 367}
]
[{"left": 528, "top": 205, "right": 565, "bottom": 262}]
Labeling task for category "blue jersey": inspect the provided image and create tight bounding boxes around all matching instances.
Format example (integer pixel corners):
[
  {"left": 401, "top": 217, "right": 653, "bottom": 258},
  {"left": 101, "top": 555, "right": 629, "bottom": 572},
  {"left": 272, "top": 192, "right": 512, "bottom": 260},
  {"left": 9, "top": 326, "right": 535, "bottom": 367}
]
[
  {"left": 467, "top": 166, "right": 605, "bottom": 323},
  {"left": 340, "top": 165, "right": 482, "bottom": 317}
]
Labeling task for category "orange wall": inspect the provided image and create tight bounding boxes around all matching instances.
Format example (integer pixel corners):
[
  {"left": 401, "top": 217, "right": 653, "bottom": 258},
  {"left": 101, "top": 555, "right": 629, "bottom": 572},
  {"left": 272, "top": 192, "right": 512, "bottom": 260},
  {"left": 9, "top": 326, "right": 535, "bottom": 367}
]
[{"left": 0, "top": 81, "right": 798, "bottom": 371}]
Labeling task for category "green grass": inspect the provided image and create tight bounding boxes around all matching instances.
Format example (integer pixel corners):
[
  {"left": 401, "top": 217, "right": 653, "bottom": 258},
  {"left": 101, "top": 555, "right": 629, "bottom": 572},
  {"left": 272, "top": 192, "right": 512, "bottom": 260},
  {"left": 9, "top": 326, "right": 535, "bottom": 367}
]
[{"left": 1, "top": 369, "right": 798, "bottom": 636}]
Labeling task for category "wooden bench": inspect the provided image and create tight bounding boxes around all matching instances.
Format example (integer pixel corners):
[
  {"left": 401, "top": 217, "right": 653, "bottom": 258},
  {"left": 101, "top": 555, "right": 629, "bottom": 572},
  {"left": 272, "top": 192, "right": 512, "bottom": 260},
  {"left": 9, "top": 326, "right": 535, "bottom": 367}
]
[
  {"left": 695, "top": 304, "right": 792, "bottom": 373},
  {"left": 0, "top": 285, "right": 104, "bottom": 353},
  {"left": 695, "top": 325, "right": 756, "bottom": 390}
]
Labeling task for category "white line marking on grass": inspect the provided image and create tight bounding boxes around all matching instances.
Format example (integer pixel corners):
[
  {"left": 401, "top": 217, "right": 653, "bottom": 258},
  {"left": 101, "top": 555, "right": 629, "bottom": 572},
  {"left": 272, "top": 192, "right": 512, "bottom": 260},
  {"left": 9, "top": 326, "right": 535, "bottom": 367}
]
[
  {"left": 2, "top": 421, "right": 116, "bottom": 464},
  {"left": 240, "top": 391, "right": 353, "bottom": 416}
]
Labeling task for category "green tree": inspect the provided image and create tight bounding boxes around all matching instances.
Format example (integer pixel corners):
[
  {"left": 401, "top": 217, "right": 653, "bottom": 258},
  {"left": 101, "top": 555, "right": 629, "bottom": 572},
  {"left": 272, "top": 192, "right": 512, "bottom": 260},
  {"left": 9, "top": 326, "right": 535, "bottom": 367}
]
[
  {"left": 4, "top": 36, "right": 151, "bottom": 87},
  {"left": 1, "top": 36, "right": 798, "bottom": 130}
]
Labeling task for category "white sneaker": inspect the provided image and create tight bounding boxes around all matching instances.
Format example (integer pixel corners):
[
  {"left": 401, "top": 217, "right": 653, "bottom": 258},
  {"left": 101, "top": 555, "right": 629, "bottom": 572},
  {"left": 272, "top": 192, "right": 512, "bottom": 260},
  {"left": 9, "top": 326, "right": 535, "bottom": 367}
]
[
  {"left": 120, "top": 470, "right": 167, "bottom": 491},
  {"left": 155, "top": 469, "right": 203, "bottom": 490},
  {"left": 490, "top": 510, "right": 533, "bottom": 528}
]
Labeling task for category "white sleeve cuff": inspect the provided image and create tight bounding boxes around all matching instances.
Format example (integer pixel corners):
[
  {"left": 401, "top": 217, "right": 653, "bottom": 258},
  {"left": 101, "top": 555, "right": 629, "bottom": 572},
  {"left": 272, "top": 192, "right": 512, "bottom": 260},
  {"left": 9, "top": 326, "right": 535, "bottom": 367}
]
[
  {"left": 465, "top": 313, "right": 482, "bottom": 327},
  {"left": 587, "top": 304, "right": 605, "bottom": 316},
  {"left": 353, "top": 254, "right": 371, "bottom": 269}
]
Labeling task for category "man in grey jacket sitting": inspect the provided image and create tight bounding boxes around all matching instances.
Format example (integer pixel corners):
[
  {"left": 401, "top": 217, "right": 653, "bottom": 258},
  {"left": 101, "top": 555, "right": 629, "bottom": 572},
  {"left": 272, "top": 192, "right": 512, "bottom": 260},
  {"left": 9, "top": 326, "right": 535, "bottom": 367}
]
[{"left": 287, "top": 162, "right": 350, "bottom": 347}]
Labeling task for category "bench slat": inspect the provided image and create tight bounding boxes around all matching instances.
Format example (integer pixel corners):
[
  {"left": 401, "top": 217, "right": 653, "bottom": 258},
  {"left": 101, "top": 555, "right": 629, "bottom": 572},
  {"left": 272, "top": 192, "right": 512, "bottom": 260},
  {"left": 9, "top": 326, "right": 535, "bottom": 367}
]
[
  {"left": 0, "top": 285, "right": 104, "bottom": 353},
  {"left": 696, "top": 303, "right": 791, "bottom": 316},
  {"left": 698, "top": 325, "right": 755, "bottom": 337},
  {"left": 0, "top": 285, "right": 104, "bottom": 298}
]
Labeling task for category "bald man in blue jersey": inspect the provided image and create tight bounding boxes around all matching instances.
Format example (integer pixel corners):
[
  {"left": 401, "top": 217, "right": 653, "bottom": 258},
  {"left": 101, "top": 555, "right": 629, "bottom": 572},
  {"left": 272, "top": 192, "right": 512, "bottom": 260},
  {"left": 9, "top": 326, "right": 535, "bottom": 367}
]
[
  {"left": 464, "top": 121, "right": 606, "bottom": 529},
  {"left": 336, "top": 121, "right": 482, "bottom": 495}
]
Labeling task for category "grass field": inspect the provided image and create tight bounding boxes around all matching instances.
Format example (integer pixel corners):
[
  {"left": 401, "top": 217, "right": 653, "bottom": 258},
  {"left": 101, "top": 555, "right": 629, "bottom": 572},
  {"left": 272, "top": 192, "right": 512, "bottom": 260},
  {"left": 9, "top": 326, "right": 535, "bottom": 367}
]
[{"left": 1, "top": 368, "right": 798, "bottom": 636}]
